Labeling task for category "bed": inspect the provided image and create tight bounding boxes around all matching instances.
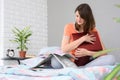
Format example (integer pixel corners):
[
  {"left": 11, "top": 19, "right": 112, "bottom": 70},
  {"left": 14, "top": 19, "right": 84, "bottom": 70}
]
[
  {"left": 0, "top": 47, "right": 116, "bottom": 80},
  {"left": 0, "top": 63, "right": 115, "bottom": 80}
]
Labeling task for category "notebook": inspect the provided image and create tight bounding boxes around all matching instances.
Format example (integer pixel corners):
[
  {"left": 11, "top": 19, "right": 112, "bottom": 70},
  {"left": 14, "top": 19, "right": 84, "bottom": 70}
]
[{"left": 71, "top": 31, "right": 103, "bottom": 66}]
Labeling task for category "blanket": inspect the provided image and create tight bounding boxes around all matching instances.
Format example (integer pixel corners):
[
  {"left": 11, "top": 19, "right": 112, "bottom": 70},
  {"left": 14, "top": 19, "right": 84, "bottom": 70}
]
[
  {"left": 0, "top": 47, "right": 116, "bottom": 80},
  {"left": 0, "top": 64, "right": 115, "bottom": 80}
]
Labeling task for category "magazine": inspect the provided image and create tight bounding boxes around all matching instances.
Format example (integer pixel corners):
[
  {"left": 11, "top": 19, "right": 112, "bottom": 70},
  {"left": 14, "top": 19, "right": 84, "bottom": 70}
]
[
  {"left": 21, "top": 53, "right": 77, "bottom": 68},
  {"left": 52, "top": 54, "right": 78, "bottom": 68}
]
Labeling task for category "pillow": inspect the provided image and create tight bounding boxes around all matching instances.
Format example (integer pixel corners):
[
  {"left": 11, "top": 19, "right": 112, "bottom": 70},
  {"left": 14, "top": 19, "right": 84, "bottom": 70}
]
[
  {"left": 72, "top": 31, "right": 103, "bottom": 51},
  {"left": 72, "top": 32, "right": 103, "bottom": 66},
  {"left": 38, "top": 46, "right": 66, "bottom": 57}
]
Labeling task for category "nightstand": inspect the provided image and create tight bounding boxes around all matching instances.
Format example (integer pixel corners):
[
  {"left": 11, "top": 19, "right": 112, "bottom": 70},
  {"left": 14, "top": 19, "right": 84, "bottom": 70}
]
[{"left": 1, "top": 57, "right": 31, "bottom": 64}]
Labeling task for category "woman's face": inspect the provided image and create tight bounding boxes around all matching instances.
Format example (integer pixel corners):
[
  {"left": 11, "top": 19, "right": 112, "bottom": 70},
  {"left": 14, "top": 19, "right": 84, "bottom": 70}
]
[{"left": 75, "top": 11, "right": 85, "bottom": 26}]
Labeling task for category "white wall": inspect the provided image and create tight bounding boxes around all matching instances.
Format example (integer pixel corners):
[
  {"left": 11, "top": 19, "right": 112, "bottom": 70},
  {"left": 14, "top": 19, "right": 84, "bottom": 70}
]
[
  {"left": 0, "top": 0, "right": 4, "bottom": 65},
  {"left": 48, "top": 0, "right": 120, "bottom": 62},
  {"left": 1, "top": 0, "right": 47, "bottom": 56}
]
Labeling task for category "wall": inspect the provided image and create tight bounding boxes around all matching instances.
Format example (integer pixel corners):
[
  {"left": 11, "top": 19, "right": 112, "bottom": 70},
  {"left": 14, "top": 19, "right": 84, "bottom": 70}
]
[
  {"left": 0, "top": 0, "right": 4, "bottom": 65},
  {"left": 0, "top": 0, "right": 47, "bottom": 56},
  {"left": 48, "top": 0, "right": 120, "bottom": 62}
]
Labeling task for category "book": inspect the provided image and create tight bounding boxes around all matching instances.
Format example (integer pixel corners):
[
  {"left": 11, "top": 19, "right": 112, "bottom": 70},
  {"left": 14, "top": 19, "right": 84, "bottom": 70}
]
[{"left": 72, "top": 31, "right": 103, "bottom": 66}]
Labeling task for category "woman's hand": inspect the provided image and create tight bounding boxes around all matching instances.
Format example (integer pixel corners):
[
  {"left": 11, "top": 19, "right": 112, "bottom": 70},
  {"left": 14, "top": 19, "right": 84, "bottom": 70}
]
[
  {"left": 82, "top": 34, "right": 96, "bottom": 44},
  {"left": 74, "top": 48, "right": 89, "bottom": 57},
  {"left": 74, "top": 48, "right": 96, "bottom": 57}
]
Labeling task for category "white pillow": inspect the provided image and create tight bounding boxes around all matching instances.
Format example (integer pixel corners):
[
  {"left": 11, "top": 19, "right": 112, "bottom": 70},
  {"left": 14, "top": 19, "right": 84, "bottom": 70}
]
[{"left": 38, "top": 46, "right": 65, "bottom": 57}]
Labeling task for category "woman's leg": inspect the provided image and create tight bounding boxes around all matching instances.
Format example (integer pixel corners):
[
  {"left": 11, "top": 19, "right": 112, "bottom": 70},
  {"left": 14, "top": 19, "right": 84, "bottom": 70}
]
[
  {"left": 51, "top": 57, "right": 63, "bottom": 69},
  {"left": 84, "top": 55, "right": 116, "bottom": 67}
]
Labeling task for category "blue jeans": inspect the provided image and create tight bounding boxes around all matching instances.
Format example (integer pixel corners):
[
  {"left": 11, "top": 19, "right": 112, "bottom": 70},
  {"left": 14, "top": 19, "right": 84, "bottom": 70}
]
[{"left": 51, "top": 55, "right": 116, "bottom": 69}]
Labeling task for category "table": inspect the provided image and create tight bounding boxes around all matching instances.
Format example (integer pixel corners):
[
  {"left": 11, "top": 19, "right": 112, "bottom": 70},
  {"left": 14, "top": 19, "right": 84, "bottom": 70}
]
[{"left": 1, "top": 57, "right": 31, "bottom": 64}]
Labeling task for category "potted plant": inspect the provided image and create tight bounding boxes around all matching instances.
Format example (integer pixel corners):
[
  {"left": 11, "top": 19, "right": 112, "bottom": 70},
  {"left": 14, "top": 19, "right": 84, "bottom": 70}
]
[{"left": 10, "top": 26, "right": 32, "bottom": 58}]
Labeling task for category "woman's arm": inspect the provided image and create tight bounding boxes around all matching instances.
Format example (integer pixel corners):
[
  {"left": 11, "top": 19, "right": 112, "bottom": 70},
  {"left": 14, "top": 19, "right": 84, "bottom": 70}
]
[
  {"left": 61, "top": 36, "right": 85, "bottom": 53},
  {"left": 74, "top": 48, "right": 96, "bottom": 57},
  {"left": 61, "top": 34, "right": 96, "bottom": 53},
  {"left": 74, "top": 31, "right": 107, "bottom": 57}
]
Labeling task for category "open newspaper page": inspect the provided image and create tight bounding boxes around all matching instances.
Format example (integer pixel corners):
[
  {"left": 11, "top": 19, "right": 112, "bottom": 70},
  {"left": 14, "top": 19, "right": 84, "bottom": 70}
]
[
  {"left": 52, "top": 54, "right": 78, "bottom": 68},
  {"left": 34, "top": 53, "right": 77, "bottom": 68},
  {"left": 21, "top": 47, "right": 77, "bottom": 68},
  {"left": 20, "top": 55, "right": 52, "bottom": 68},
  {"left": 21, "top": 53, "right": 77, "bottom": 68}
]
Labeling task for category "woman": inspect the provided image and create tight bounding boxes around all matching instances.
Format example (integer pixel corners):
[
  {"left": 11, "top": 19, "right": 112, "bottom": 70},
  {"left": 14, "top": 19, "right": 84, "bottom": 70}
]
[{"left": 51, "top": 3, "right": 116, "bottom": 69}]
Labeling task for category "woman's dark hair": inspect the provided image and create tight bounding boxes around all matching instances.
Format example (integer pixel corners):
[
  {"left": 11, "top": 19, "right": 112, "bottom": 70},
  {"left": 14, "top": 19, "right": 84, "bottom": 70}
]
[{"left": 75, "top": 3, "right": 95, "bottom": 34}]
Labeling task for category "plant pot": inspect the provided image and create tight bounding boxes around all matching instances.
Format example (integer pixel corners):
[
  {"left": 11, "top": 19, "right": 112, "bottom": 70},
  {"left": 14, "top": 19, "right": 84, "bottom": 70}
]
[{"left": 19, "top": 51, "right": 26, "bottom": 58}]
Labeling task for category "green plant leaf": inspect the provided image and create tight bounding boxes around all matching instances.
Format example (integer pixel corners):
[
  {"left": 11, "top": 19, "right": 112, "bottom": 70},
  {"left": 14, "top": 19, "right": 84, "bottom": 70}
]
[
  {"left": 115, "top": 4, "right": 120, "bottom": 8},
  {"left": 92, "top": 48, "right": 120, "bottom": 59},
  {"left": 10, "top": 26, "right": 32, "bottom": 51},
  {"left": 104, "top": 64, "right": 120, "bottom": 80},
  {"left": 113, "top": 17, "right": 120, "bottom": 23},
  {"left": 117, "top": 75, "right": 120, "bottom": 80}
]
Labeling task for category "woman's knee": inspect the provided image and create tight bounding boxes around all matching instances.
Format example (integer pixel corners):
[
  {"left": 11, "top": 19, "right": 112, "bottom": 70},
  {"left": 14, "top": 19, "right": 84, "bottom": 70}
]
[
  {"left": 104, "top": 55, "right": 115, "bottom": 60},
  {"left": 100, "top": 54, "right": 116, "bottom": 65},
  {"left": 85, "top": 54, "right": 116, "bottom": 67},
  {"left": 51, "top": 57, "right": 63, "bottom": 69}
]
